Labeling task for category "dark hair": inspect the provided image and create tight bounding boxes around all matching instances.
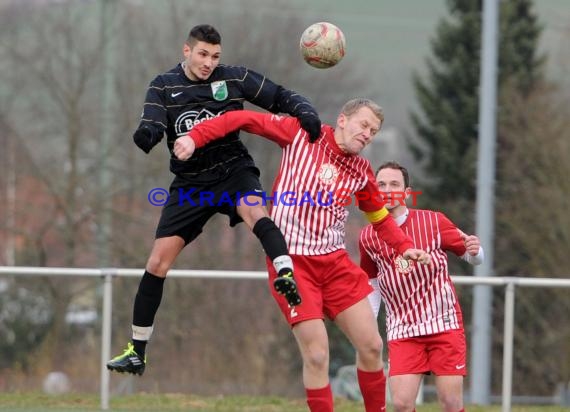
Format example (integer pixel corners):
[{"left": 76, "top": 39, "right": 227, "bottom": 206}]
[
  {"left": 376, "top": 161, "right": 410, "bottom": 188},
  {"left": 186, "top": 24, "right": 221, "bottom": 46}
]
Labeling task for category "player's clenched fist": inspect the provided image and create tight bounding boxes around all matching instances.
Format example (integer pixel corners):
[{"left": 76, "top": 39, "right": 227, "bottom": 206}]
[
  {"left": 173, "top": 136, "right": 196, "bottom": 160},
  {"left": 458, "top": 230, "right": 481, "bottom": 256},
  {"left": 403, "top": 248, "right": 432, "bottom": 265}
]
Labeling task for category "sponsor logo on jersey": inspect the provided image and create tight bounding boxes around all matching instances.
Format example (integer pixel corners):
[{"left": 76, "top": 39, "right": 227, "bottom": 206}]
[
  {"left": 317, "top": 163, "right": 339, "bottom": 186},
  {"left": 211, "top": 80, "right": 228, "bottom": 101},
  {"left": 174, "top": 109, "right": 221, "bottom": 136},
  {"left": 394, "top": 255, "right": 415, "bottom": 275}
]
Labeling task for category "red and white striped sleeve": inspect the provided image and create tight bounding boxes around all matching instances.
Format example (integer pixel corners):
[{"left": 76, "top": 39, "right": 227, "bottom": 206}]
[
  {"left": 436, "top": 212, "right": 467, "bottom": 256},
  {"left": 189, "top": 110, "right": 299, "bottom": 148}
]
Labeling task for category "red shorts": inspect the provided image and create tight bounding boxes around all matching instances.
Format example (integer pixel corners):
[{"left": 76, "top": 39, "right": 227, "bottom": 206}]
[
  {"left": 387, "top": 329, "right": 467, "bottom": 377},
  {"left": 267, "top": 249, "right": 372, "bottom": 326}
]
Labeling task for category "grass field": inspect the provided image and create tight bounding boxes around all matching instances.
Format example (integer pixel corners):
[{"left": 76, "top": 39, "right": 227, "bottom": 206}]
[{"left": 0, "top": 393, "right": 569, "bottom": 412}]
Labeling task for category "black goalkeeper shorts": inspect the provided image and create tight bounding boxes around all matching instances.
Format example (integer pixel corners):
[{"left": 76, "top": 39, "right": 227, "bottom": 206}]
[{"left": 155, "top": 166, "right": 264, "bottom": 244}]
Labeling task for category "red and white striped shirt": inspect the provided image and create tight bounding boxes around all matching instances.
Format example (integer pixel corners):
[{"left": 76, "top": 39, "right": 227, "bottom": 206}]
[
  {"left": 190, "top": 110, "right": 413, "bottom": 256},
  {"left": 359, "top": 209, "right": 467, "bottom": 341}
]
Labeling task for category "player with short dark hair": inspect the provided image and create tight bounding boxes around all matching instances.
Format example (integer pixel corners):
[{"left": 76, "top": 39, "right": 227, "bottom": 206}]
[{"left": 106, "top": 24, "right": 321, "bottom": 376}]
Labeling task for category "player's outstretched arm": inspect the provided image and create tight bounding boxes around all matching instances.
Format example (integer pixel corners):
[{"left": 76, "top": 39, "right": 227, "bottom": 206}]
[{"left": 173, "top": 110, "right": 300, "bottom": 160}]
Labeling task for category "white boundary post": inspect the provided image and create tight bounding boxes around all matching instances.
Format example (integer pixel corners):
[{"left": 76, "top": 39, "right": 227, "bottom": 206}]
[
  {"left": 502, "top": 281, "right": 515, "bottom": 412},
  {"left": 100, "top": 270, "right": 114, "bottom": 410}
]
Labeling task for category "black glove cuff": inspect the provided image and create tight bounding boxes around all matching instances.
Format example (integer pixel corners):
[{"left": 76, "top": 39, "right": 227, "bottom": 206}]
[
  {"left": 298, "top": 112, "right": 322, "bottom": 143},
  {"left": 133, "top": 127, "right": 157, "bottom": 154}
]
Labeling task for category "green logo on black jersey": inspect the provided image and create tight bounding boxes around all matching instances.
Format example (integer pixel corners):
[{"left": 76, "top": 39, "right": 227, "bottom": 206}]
[{"left": 211, "top": 80, "right": 228, "bottom": 101}]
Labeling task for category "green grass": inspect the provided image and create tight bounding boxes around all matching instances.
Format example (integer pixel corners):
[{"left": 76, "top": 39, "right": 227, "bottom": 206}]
[{"left": 0, "top": 393, "right": 569, "bottom": 412}]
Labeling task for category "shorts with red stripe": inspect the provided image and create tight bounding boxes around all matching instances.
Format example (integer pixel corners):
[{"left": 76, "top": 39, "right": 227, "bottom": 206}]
[
  {"left": 267, "top": 249, "right": 372, "bottom": 326},
  {"left": 387, "top": 329, "right": 467, "bottom": 376}
]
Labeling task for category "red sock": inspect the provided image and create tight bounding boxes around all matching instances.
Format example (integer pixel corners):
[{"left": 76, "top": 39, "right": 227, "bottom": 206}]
[
  {"left": 306, "top": 384, "right": 333, "bottom": 412},
  {"left": 459, "top": 409, "right": 465, "bottom": 412},
  {"left": 357, "top": 368, "right": 387, "bottom": 411}
]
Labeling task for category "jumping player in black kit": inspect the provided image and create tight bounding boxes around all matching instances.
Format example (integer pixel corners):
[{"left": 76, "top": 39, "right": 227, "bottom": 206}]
[{"left": 106, "top": 24, "right": 322, "bottom": 375}]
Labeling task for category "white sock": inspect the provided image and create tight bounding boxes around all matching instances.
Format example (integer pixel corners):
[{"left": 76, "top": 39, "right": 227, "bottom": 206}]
[
  {"left": 132, "top": 325, "right": 154, "bottom": 341},
  {"left": 273, "top": 255, "right": 293, "bottom": 273}
]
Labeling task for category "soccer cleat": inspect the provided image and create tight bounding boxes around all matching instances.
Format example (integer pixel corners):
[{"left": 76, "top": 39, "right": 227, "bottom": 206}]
[
  {"left": 273, "top": 269, "right": 302, "bottom": 306},
  {"left": 106, "top": 342, "right": 146, "bottom": 376}
]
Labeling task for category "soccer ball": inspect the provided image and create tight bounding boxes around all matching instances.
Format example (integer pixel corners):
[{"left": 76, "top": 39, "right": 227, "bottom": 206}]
[{"left": 300, "top": 22, "right": 346, "bottom": 69}]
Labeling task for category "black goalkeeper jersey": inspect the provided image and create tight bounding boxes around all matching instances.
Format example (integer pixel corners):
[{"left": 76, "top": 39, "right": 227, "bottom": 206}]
[{"left": 137, "top": 63, "right": 315, "bottom": 181}]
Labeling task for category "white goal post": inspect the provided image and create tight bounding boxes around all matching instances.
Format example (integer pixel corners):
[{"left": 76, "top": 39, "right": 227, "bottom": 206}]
[{"left": 0, "top": 266, "right": 569, "bottom": 412}]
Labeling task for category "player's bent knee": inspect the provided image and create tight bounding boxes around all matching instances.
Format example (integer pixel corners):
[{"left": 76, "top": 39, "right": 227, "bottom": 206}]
[
  {"left": 145, "top": 255, "right": 173, "bottom": 277},
  {"left": 372, "top": 334, "right": 384, "bottom": 352},
  {"left": 391, "top": 395, "right": 416, "bottom": 412},
  {"left": 357, "top": 334, "right": 383, "bottom": 360},
  {"left": 237, "top": 202, "right": 269, "bottom": 227},
  {"left": 303, "top": 347, "right": 329, "bottom": 372},
  {"left": 145, "top": 237, "right": 185, "bottom": 276}
]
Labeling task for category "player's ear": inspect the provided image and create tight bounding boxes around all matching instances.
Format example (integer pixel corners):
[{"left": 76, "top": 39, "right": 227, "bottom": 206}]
[
  {"left": 337, "top": 113, "right": 347, "bottom": 129},
  {"left": 404, "top": 187, "right": 412, "bottom": 200},
  {"left": 183, "top": 43, "right": 191, "bottom": 57}
]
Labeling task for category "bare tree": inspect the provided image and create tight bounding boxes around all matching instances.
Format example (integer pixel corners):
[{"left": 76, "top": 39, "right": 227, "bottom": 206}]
[
  {"left": 0, "top": 0, "right": 371, "bottom": 393},
  {"left": 0, "top": 1, "right": 102, "bottom": 373}
]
